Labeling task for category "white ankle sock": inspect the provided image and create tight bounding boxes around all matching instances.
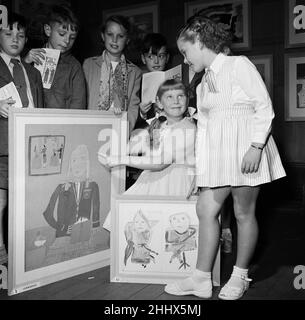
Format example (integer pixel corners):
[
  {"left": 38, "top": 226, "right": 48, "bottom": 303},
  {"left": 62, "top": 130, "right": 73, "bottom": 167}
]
[
  {"left": 178, "top": 269, "right": 211, "bottom": 291},
  {"left": 232, "top": 265, "right": 248, "bottom": 277}
]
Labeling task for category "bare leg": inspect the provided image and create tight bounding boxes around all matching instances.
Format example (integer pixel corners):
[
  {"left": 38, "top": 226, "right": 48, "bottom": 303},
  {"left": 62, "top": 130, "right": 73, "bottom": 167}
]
[
  {"left": 164, "top": 186, "right": 230, "bottom": 298},
  {"left": 231, "top": 186, "right": 260, "bottom": 268},
  {"left": 218, "top": 186, "right": 260, "bottom": 300},
  {"left": 196, "top": 187, "right": 231, "bottom": 271}
]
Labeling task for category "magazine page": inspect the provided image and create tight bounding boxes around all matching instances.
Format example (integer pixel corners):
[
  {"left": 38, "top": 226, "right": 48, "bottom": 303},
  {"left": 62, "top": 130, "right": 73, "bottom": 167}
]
[
  {"left": 141, "top": 64, "right": 182, "bottom": 103},
  {"left": 0, "top": 81, "right": 23, "bottom": 108},
  {"left": 141, "top": 71, "right": 165, "bottom": 103},
  {"left": 164, "top": 64, "right": 182, "bottom": 82},
  {"left": 35, "top": 49, "right": 60, "bottom": 89}
]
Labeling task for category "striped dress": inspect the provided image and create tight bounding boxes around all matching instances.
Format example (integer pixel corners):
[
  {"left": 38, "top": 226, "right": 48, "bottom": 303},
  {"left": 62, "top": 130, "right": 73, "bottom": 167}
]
[{"left": 196, "top": 54, "right": 286, "bottom": 187}]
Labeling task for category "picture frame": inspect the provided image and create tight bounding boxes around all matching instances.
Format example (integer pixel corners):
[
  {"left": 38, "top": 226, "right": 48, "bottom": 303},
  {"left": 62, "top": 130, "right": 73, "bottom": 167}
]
[
  {"left": 285, "top": 0, "right": 305, "bottom": 48},
  {"left": 184, "top": 0, "right": 251, "bottom": 50},
  {"left": 111, "top": 195, "right": 220, "bottom": 286},
  {"left": 8, "top": 109, "right": 127, "bottom": 295},
  {"left": 248, "top": 54, "right": 273, "bottom": 99},
  {"left": 285, "top": 52, "right": 305, "bottom": 121},
  {"left": 102, "top": 1, "right": 159, "bottom": 34}
]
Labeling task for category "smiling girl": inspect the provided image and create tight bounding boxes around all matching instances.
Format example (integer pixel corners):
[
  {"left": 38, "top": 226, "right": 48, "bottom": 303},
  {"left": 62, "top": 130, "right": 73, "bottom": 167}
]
[{"left": 83, "top": 15, "right": 142, "bottom": 134}]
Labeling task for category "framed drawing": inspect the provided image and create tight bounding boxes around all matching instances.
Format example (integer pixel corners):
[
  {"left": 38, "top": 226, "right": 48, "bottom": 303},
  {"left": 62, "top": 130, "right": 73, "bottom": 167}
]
[
  {"left": 102, "top": 2, "right": 159, "bottom": 64},
  {"left": 111, "top": 196, "right": 220, "bottom": 286},
  {"left": 285, "top": 0, "right": 305, "bottom": 48},
  {"left": 184, "top": 0, "right": 251, "bottom": 50},
  {"left": 248, "top": 54, "right": 273, "bottom": 99},
  {"left": 8, "top": 109, "right": 127, "bottom": 295},
  {"left": 285, "top": 52, "right": 305, "bottom": 121}
]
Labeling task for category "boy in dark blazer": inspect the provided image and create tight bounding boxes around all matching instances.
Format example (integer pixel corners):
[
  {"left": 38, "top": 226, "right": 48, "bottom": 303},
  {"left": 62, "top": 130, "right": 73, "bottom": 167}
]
[{"left": 0, "top": 12, "right": 44, "bottom": 264}]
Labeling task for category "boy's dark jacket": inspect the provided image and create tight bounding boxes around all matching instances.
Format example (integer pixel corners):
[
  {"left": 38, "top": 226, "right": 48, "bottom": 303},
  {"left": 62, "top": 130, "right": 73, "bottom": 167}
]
[
  {"left": 44, "top": 52, "right": 86, "bottom": 110},
  {"left": 0, "top": 56, "right": 44, "bottom": 156}
]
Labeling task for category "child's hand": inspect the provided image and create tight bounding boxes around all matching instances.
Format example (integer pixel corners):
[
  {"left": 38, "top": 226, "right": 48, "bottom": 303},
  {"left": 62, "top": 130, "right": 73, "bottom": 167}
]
[
  {"left": 140, "top": 101, "right": 153, "bottom": 115},
  {"left": 98, "top": 152, "right": 121, "bottom": 169},
  {"left": 113, "top": 106, "right": 122, "bottom": 115},
  {"left": 24, "top": 48, "right": 46, "bottom": 65},
  {"left": 0, "top": 98, "right": 16, "bottom": 118},
  {"left": 241, "top": 146, "right": 262, "bottom": 174}
]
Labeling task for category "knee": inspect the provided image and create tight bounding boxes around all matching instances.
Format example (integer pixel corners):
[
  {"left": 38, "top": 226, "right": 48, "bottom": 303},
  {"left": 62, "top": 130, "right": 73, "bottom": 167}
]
[
  {"left": 234, "top": 205, "right": 256, "bottom": 223},
  {"left": 196, "top": 201, "right": 218, "bottom": 222}
]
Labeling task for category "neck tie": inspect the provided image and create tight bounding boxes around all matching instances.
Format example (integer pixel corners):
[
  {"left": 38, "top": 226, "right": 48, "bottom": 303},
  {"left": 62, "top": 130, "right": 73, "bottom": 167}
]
[
  {"left": 203, "top": 68, "right": 218, "bottom": 93},
  {"left": 10, "top": 58, "right": 29, "bottom": 107}
]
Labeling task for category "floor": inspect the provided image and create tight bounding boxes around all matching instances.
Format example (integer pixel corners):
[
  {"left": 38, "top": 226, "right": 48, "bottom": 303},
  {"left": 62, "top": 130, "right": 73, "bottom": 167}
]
[{"left": 1, "top": 205, "right": 305, "bottom": 301}]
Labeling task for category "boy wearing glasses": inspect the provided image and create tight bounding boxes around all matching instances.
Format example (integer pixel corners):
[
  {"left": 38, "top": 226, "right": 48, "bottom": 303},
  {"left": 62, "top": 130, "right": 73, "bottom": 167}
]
[{"left": 134, "top": 33, "right": 170, "bottom": 129}]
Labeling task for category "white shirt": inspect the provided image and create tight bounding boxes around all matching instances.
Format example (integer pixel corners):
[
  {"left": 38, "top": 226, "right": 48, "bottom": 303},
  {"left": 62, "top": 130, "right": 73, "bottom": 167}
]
[
  {"left": 0, "top": 51, "right": 34, "bottom": 108},
  {"left": 197, "top": 53, "right": 274, "bottom": 144}
]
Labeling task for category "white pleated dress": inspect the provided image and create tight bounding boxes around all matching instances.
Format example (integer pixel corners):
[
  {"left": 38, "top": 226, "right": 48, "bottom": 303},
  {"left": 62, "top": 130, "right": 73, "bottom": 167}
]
[{"left": 196, "top": 53, "right": 286, "bottom": 187}]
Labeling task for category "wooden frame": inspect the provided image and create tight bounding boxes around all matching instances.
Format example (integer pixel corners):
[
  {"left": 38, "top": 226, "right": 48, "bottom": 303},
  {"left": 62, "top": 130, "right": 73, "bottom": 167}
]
[
  {"left": 184, "top": 0, "right": 251, "bottom": 50},
  {"left": 103, "top": 1, "right": 159, "bottom": 34},
  {"left": 8, "top": 109, "right": 127, "bottom": 295},
  {"left": 111, "top": 195, "right": 220, "bottom": 286},
  {"left": 285, "top": 0, "right": 305, "bottom": 48},
  {"left": 285, "top": 52, "right": 305, "bottom": 121},
  {"left": 248, "top": 54, "right": 273, "bottom": 99}
]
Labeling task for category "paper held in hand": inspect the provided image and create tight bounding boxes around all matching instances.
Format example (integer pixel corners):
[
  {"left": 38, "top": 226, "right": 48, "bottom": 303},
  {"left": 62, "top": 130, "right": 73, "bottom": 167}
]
[
  {"left": 35, "top": 49, "right": 60, "bottom": 89},
  {"left": 0, "top": 82, "right": 22, "bottom": 108},
  {"left": 141, "top": 64, "right": 182, "bottom": 103}
]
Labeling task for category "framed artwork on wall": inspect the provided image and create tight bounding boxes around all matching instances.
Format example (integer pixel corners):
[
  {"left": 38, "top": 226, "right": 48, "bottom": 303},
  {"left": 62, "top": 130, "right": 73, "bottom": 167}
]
[
  {"left": 184, "top": 0, "right": 251, "bottom": 50},
  {"left": 248, "top": 54, "right": 273, "bottom": 99},
  {"left": 285, "top": 0, "right": 305, "bottom": 48},
  {"left": 111, "top": 195, "right": 220, "bottom": 286},
  {"left": 8, "top": 109, "right": 127, "bottom": 295},
  {"left": 285, "top": 52, "right": 305, "bottom": 121}
]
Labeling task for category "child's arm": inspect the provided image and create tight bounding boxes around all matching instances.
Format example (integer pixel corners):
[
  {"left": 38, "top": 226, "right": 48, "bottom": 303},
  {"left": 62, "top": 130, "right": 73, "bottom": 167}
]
[
  {"left": 99, "top": 153, "right": 170, "bottom": 171},
  {"left": 70, "top": 63, "right": 87, "bottom": 109},
  {"left": 0, "top": 98, "right": 16, "bottom": 118},
  {"left": 233, "top": 56, "right": 273, "bottom": 173},
  {"left": 127, "top": 68, "right": 142, "bottom": 134}
]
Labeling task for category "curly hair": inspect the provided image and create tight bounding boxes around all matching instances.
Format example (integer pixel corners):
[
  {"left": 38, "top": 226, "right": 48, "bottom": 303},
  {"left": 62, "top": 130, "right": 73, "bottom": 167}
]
[{"left": 177, "top": 14, "right": 233, "bottom": 54}]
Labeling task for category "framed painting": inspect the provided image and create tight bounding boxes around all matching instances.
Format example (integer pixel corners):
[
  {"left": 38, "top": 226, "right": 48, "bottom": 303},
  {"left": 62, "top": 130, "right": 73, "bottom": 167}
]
[
  {"left": 248, "top": 54, "right": 273, "bottom": 99},
  {"left": 285, "top": 52, "right": 305, "bottom": 121},
  {"left": 285, "top": 0, "right": 305, "bottom": 48},
  {"left": 8, "top": 109, "right": 127, "bottom": 295},
  {"left": 111, "top": 195, "right": 220, "bottom": 286},
  {"left": 184, "top": 0, "right": 251, "bottom": 50}
]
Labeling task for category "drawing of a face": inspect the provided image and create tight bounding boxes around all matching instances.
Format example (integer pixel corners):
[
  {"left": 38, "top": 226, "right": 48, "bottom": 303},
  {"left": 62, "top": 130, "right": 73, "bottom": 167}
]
[
  {"left": 69, "top": 145, "right": 89, "bottom": 180},
  {"left": 133, "top": 211, "right": 149, "bottom": 233},
  {"left": 169, "top": 212, "right": 190, "bottom": 234}
]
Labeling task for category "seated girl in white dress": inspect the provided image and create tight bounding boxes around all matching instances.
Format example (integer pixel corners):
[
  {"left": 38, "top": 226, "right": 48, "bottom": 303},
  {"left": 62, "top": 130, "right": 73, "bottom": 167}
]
[{"left": 99, "top": 79, "right": 196, "bottom": 230}]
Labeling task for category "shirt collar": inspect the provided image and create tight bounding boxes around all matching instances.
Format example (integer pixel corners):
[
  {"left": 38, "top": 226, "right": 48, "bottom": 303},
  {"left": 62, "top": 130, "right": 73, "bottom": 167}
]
[
  {"left": 0, "top": 51, "right": 21, "bottom": 66},
  {"left": 206, "top": 53, "right": 226, "bottom": 75}
]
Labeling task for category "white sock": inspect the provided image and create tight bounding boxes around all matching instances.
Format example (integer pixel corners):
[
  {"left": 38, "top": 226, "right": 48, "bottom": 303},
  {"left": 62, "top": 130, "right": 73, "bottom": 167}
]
[
  {"left": 227, "top": 266, "right": 249, "bottom": 288},
  {"left": 178, "top": 269, "right": 211, "bottom": 291}
]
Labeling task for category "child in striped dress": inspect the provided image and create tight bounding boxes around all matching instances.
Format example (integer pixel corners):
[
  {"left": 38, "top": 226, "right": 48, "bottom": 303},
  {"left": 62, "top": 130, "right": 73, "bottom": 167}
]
[{"left": 165, "top": 15, "right": 286, "bottom": 300}]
